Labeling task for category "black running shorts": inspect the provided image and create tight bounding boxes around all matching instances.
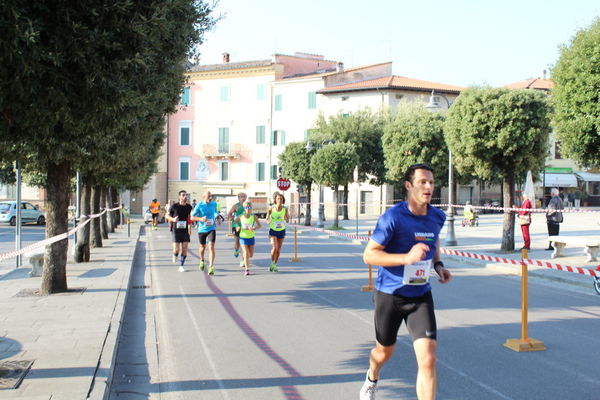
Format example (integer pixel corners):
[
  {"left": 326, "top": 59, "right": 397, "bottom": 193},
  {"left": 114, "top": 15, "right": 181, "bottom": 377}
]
[
  {"left": 198, "top": 230, "right": 216, "bottom": 245},
  {"left": 374, "top": 290, "right": 437, "bottom": 346},
  {"left": 172, "top": 229, "right": 190, "bottom": 243}
]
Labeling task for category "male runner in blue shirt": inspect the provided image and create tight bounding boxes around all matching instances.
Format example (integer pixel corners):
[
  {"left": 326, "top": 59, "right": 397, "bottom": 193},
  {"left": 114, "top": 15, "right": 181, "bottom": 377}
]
[
  {"left": 191, "top": 191, "right": 221, "bottom": 276},
  {"left": 360, "top": 164, "right": 452, "bottom": 400}
]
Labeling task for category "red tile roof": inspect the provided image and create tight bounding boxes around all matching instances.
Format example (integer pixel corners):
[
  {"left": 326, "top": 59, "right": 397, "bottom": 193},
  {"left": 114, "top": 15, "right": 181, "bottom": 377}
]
[
  {"left": 503, "top": 78, "right": 554, "bottom": 90},
  {"left": 317, "top": 75, "right": 463, "bottom": 94}
]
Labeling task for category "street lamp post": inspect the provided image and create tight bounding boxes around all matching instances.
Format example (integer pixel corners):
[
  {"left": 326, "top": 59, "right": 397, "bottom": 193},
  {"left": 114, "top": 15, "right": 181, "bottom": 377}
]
[
  {"left": 426, "top": 90, "right": 457, "bottom": 246},
  {"left": 305, "top": 141, "right": 326, "bottom": 228}
]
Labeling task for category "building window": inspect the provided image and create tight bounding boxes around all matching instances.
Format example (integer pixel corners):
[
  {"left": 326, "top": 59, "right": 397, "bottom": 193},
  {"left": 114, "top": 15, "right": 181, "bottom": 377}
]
[
  {"left": 181, "top": 87, "right": 191, "bottom": 105},
  {"left": 274, "top": 94, "right": 282, "bottom": 111},
  {"left": 395, "top": 94, "right": 404, "bottom": 100},
  {"left": 256, "top": 125, "right": 266, "bottom": 144},
  {"left": 341, "top": 96, "right": 349, "bottom": 101},
  {"left": 342, "top": 113, "right": 350, "bottom": 118},
  {"left": 308, "top": 92, "right": 317, "bottom": 109},
  {"left": 271, "top": 130, "right": 286, "bottom": 146},
  {"left": 304, "top": 130, "right": 309, "bottom": 141},
  {"left": 555, "top": 141, "right": 562, "bottom": 159},
  {"left": 220, "top": 86, "right": 229, "bottom": 102},
  {"left": 271, "top": 165, "right": 279, "bottom": 180},
  {"left": 256, "top": 84, "right": 266, "bottom": 101},
  {"left": 219, "top": 161, "right": 229, "bottom": 181},
  {"left": 179, "top": 158, "right": 190, "bottom": 181},
  {"left": 179, "top": 121, "right": 191, "bottom": 146},
  {"left": 256, "top": 162, "right": 265, "bottom": 181},
  {"left": 218, "top": 127, "right": 229, "bottom": 153}
]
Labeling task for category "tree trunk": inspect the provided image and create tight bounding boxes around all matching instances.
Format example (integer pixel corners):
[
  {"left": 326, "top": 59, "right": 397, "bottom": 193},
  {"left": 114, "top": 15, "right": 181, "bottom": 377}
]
[
  {"left": 91, "top": 184, "right": 103, "bottom": 248},
  {"left": 41, "top": 161, "right": 70, "bottom": 294},
  {"left": 333, "top": 187, "right": 340, "bottom": 228},
  {"left": 304, "top": 183, "right": 312, "bottom": 226},
  {"left": 100, "top": 186, "right": 109, "bottom": 239},
  {"left": 342, "top": 184, "right": 349, "bottom": 220},
  {"left": 500, "top": 175, "right": 515, "bottom": 251},
  {"left": 107, "top": 187, "right": 115, "bottom": 233},
  {"left": 114, "top": 189, "right": 121, "bottom": 226},
  {"left": 74, "top": 174, "right": 92, "bottom": 262}
]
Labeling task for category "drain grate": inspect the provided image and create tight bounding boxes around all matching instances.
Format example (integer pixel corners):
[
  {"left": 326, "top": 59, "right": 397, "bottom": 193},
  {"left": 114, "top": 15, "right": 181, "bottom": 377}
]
[
  {"left": 0, "top": 360, "right": 33, "bottom": 389},
  {"left": 131, "top": 285, "right": 150, "bottom": 289}
]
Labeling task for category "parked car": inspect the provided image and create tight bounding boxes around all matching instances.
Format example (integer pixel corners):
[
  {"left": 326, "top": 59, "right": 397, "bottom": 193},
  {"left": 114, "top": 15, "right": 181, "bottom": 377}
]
[{"left": 0, "top": 201, "right": 46, "bottom": 226}]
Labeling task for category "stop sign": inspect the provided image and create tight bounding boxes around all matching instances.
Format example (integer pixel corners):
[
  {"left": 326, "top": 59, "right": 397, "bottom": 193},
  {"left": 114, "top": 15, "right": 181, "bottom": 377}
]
[{"left": 276, "top": 178, "right": 291, "bottom": 191}]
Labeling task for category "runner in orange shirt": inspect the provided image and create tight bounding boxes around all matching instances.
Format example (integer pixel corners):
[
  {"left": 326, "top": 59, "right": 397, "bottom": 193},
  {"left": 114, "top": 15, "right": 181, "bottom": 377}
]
[{"left": 148, "top": 199, "right": 161, "bottom": 231}]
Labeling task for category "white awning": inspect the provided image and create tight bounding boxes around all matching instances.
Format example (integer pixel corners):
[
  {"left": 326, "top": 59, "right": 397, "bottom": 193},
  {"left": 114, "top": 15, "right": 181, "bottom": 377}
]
[
  {"left": 575, "top": 172, "right": 600, "bottom": 182},
  {"left": 539, "top": 173, "right": 578, "bottom": 188}
]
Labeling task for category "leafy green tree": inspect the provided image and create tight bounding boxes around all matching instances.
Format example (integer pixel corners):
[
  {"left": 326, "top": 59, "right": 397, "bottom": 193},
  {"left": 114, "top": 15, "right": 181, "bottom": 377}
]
[
  {"left": 445, "top": 87, "right": 551, "bottom": 251},
  {"left": 278, "top": 141, "right": 314, "bottom": 225},
  {"left": 382, "top": 101, "right": 449, "bottom": 188},
  {"left": 551, "top": 17, "right": 600, "bottom": 168},
  {"left": 0, "top": 1, "right": 215, "bottom": 294},
  {"left": 311, "top": 110, "right": 387, "bottom": 219},
  {"left": 310, "top": 143, "right": 359, "bottom": 228}
]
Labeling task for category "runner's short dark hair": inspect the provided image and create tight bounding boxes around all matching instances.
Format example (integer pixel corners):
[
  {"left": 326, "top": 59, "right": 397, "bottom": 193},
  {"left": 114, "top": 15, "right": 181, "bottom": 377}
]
[
  {"left": 178, "top": 190, "right": 187, "bottom": 196},
  {"left": 404, "top": 163, "right": 434, "bottom": 183}
]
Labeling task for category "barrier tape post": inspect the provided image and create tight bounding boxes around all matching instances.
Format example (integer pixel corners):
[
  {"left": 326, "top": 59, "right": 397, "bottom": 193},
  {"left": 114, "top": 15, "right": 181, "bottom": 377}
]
[
  {"left": 289, "top": 225, "right": 302, "bottom": 262},
  {"left": 361, "top": 230, "right": 374, "bottom": 292},
  {"left": 503, "top": 248, "right": 546, "bottom": 352}
]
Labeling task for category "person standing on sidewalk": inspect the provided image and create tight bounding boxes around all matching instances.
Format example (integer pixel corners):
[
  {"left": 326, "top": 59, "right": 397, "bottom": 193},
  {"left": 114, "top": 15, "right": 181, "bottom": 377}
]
[
  {"left": 266, "top": 192, "right": 289, "bottom": 272},
  {"left": 515, "top": 193, "right": 532, "bottom": 250},
  {"left": 228, "top": 192, "right": 247, "bottom": 267},
  {"left": 545, "top": 187, "right": 564, "bottom": 250},
  {"left": 166, "top": 190, "right": 193, "bottom": 272},
  {"left": 191, "top": 191, "right": 220, "bottom": 276},
  {"left": 235, "top": 200, "right": 262, "bottom": 276},
  {"left": 360, "top": 164, "right": 452, "bottom": 400},
  {"left": 148, "top": 198, "right": 161, "bottom": 230}
]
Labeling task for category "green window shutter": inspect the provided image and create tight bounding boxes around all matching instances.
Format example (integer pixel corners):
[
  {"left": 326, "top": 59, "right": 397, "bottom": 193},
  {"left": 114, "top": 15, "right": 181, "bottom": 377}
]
[
  {"left": 180, "top": 127, "right": 190, "bottom": 146},
  {"left": 280, "top": 131, "right": 286, "bottom": 145},
  {"left": 220, "top": 86, "right": 229, "bottom": 102},
  {"left": 274, "top": 94, "right": 282, "bottom": 111},
  {"left": 256, "top": 162, "right": 265, "bottom": 181},
  {"left": 304, "top": 130, "right": 309, "bottom": 141},
  {"left": 271, "top": 130, "right": 276, "bottom": 146},
  {"left": 256, "top": 125, "right": 265, "bottom": 144},
  {"left": 180, "top": 162, "right": 189, "bottom": 180},
  {"left": 308, "top": 92, "right": 316, "bottom": 109},
  {"left": 256, "top": 84, "right": 266, "bottom": 100},
  {"left": 181, "top": 87, "right": 190, "bottom": 105},
  {"left": 342, "top": 113, "right": 349, "bottom": 118},
  {"left": 218, "top": 127, "right": 229, "bottom": 153},
  {"left": 220, "top": 162, "right": 229, "bottom": 181},
  {"left": 271, "top": 165, "right": 278, "bottom": 180}
]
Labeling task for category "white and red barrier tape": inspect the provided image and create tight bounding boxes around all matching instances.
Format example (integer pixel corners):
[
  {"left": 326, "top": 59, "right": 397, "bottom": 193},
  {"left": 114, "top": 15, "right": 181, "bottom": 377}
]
[
  {"left": 291, "top": 223, "right": 600, "bottom": 278},
  {"left": 0, "top": 207, "right": 121, "bottom": 262}
]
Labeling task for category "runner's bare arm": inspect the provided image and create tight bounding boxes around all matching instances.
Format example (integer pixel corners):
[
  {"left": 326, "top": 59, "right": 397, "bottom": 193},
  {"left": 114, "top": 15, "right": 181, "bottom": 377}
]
[{"left": 433, "top": 238, "right": 452, "bottom": 283}]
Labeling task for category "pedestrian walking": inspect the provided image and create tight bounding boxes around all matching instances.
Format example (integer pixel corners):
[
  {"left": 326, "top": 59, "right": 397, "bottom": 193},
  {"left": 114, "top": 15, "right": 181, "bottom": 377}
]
[
  {"left": 148, "top": 198, "right": 161, "bottom": 230},
  {"left": 567, "top": 192, "right": 574, "bottom": 208},
  {"left": 266, "top": 192, "right": 289, "bottom": 272},
  {"left": 515, "top": 193, "right": 532, "bottom": 250},
  {"left": 574, "top": 189, "right": 581, "bottom": 208},
  {"left": 191, "top": 191, "right": 220, "bottom": 276},
  {"left": 228, "top": 192, "right": 247, "bottom": 267},
  {"left": 166, "top": 190, "right": 193, "bottom": 272},
  {"left": 360, "top": 164, "right": 452, "bottom": 400},
  {"left": 545, "top": 187, "right": 564, "bottom": 250},
  {"left": 234, "top": 200, "right": 262, "bottom": 276}
]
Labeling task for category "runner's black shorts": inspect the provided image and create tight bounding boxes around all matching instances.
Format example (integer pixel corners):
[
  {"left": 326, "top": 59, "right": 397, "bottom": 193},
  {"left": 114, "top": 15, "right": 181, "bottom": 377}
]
[
  {"left": 198, "top": 230, "right": 216, "bottom": 245},
  {"left": 374, "top": 290, "right": 436, "bottom": 346},
  {"left": 269, "top": 228, "right": 286, "bottom": 239},
  {"left": 151, "top": 212, "right": 159, "bottom": 222},
  {"left": 172, "top": 229, "right": 190, "bottom": 243},
  {"left": 231, "top": 225, "right": 240, "bottom": 237}
]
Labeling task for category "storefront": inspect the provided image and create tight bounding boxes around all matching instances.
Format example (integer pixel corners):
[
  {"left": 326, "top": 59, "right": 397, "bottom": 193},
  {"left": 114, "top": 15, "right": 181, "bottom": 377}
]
[{"left": 575, "top": 171, "right": 600, "bottom": 206}]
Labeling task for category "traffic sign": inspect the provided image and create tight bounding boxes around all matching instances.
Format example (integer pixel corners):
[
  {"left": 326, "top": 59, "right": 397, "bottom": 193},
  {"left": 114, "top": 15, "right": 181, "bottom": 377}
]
[{"left": 276, "top": 178, "right": 291, "bottom": 191}]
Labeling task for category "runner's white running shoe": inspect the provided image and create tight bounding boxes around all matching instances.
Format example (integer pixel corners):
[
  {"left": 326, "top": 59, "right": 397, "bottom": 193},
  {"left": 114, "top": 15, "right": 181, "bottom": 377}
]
[
  {"left": 178, "top": 266, "right": 185, "bottom": 273},
  {"left": 359, "top": 370, "right": 377, "bottom": 400}
]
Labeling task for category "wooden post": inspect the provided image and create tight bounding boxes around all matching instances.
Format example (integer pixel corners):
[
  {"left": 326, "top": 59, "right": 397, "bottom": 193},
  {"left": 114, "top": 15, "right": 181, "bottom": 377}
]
[
  {"left": 289, "top": 225, "right": 302, "bottom": 262},
  {"left": 503, "top": 248, "right": 545, "bottom": 352},
  {"left": 361, "top": 230, "right": 374, "bottom": 292}
]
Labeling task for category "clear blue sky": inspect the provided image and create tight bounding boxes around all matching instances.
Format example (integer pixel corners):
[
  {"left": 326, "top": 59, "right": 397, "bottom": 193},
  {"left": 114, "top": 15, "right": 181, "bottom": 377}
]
[{"left": 197, "top": 0, "right": 599, "bottom": 87}]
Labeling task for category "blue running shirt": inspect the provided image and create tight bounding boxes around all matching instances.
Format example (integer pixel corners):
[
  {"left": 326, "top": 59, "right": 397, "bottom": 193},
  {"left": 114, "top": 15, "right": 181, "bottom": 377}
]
[
  {"left": 371, "top": 201, "right": 446, "bottom": 297},
  {"left": 192, "top": 201, "right": 219, "bottom": 233}
]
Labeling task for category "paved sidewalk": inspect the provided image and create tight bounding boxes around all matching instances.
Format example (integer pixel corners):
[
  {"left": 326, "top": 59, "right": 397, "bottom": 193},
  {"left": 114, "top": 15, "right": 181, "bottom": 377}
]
[{"left": 0, "top": 221, "right": 141, "bottom": 399}]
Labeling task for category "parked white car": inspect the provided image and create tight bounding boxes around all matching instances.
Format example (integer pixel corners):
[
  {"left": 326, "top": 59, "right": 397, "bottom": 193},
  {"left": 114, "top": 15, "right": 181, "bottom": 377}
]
[{"left": 0, "top": 201, "right": 46, "bottom": 226}]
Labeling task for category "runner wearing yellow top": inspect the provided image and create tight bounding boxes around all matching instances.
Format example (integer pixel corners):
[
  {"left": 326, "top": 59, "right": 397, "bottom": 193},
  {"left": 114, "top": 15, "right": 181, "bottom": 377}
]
[
  {"left": 148, "top": 199, "right": 161, "bottom": 230},
  {"left": 266, "top": 192, "right": 289, "bottom": 272},
  {"left": 228, "top": 192, "right": 247, "bottom": 265},
  {"left": 234, "top": 200, "right": 262, "bottom": 276}
]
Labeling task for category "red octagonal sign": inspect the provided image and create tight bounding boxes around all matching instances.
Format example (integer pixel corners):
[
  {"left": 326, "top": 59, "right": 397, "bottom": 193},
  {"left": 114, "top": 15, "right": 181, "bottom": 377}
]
[{"left": 276, "top": 178, "right": 291, "bottom": 191}]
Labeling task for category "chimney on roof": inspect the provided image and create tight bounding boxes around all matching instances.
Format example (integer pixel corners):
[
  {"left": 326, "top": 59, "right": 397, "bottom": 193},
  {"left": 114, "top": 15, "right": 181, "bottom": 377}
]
[
  {"left": 337, "top": 62, "right": 344, "bottom": 73},
  {"left": 223, "top": 52, "right": 230, "bottom": 63},
  {"left": 542, "top": 69, "right": 547, "bottom": 79}
]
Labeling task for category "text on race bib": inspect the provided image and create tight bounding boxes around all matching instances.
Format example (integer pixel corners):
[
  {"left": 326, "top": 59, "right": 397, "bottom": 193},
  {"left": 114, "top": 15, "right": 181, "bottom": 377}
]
[{"left": 403, "top": 259, "right": 432, "bottom": 285}]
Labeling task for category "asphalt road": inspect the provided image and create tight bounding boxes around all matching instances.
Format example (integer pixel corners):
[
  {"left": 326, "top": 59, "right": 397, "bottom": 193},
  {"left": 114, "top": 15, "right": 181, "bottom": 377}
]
[
  {"left": 109, "top": 224, "right": 600, "bottom": 400},
  {"left": 0, "top": 223, "right": 46, "bottom": 272}
]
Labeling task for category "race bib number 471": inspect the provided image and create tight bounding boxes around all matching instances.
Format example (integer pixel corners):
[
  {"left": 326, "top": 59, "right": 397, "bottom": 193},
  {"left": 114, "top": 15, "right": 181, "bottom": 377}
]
[{"left": 403, "top": 259, "right": 432, "bottom": 285}]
